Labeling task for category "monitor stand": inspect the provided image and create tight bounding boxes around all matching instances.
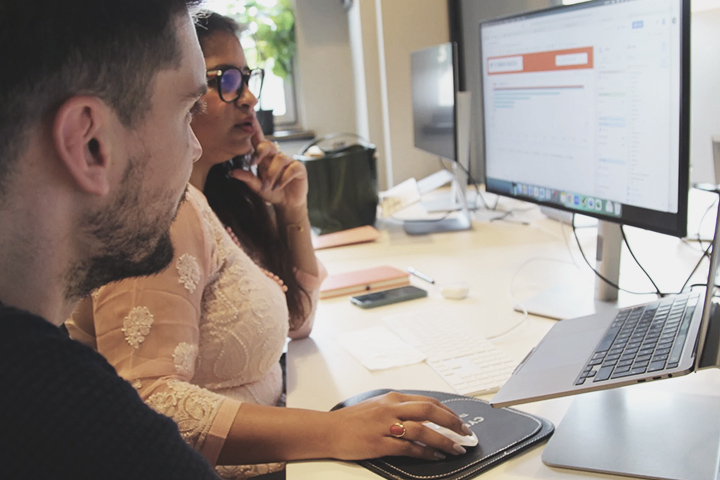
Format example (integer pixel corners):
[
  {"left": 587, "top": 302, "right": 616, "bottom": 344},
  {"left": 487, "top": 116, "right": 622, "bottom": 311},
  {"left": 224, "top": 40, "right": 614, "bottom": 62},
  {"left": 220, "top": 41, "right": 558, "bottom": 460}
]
[
  {"left": 542, "top": 388, "right": 720, "bottom": 480},
  {"left": 403, "top": 161, "right": 471, "bottom": 235},
  {"left": 515, "top": 220, "right": 623, "bottom": 320}
]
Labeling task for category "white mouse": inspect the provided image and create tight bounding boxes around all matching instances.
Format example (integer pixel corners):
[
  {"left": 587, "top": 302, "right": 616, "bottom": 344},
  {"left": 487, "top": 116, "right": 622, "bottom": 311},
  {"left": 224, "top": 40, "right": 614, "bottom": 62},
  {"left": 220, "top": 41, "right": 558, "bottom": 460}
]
[
  {"left": 424, "top": 422, "right": 478, "bottom": 447},
  {"left": 440, "top": 283, "right": 470, "bottom": 300}
]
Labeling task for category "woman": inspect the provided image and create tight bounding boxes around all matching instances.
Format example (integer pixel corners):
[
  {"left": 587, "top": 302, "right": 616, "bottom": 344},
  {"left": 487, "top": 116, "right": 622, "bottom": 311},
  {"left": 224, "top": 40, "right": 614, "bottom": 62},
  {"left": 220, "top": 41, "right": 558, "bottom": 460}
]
[{"left": 66, "top": 11, "right": 471, "bottom": 479}]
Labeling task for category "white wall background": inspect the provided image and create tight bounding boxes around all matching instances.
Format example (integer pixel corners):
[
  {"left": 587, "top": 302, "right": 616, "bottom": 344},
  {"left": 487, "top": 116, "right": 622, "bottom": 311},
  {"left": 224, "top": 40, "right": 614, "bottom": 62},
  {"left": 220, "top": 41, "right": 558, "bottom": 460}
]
[
  {"left": 292, "top": 0, "right": 448, "bottom": 190},
  {"left": 293, "top": 0, "right": 357, "bottom": 143}
]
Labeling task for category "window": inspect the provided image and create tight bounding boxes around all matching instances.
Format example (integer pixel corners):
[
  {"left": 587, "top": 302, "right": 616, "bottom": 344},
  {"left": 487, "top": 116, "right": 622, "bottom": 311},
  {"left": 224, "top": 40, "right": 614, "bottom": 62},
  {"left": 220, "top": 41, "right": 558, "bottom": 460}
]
[{"left": 203, "top": 0, "right": 298, "bottom": 126}]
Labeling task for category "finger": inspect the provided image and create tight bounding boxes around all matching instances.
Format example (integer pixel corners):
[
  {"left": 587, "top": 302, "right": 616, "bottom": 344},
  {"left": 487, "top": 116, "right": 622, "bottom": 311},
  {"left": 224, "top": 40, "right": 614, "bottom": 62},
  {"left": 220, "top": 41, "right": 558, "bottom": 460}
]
[
  {"left": 384, "top": 392, "right": 455, "bottom": 414},
  {"left": 272, "top": 160, "right": 305, "bottom": 191},
  {"left": 250, "top": 115, "right": 266, "bottom": 150},
  {"left": 253, "top": 140, "right": 279, "bottom": 170},
  {"left": 257, "top": 150, "right": 293, "bottom": 189},
  {"left": 386, "top": 437, "right": 448, "bottom": 461},
  {"left": 395, "top": 420, "right": 467, "bottom": 457},
  {"left": 388, "top": 400, "right": 469, "bottom": 437}
]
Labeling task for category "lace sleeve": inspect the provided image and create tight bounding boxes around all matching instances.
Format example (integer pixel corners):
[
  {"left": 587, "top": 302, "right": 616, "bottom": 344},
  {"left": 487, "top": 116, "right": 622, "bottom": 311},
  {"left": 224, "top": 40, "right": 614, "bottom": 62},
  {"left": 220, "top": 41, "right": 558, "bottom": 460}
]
[
  {"left": 144, "top": 378, "right": 240, "bottom": 463},
  {"left": 88, "top": 187, "right": 242, "bottom": 465}
]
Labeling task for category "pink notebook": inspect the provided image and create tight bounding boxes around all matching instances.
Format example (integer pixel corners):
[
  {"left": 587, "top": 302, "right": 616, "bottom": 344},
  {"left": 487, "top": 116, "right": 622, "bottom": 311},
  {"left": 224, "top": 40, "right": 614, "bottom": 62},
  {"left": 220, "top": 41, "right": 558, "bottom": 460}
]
[
  {"left": 312, "top": 225, "right": 380, "bottom": 250},
  {"left": 319, "top": 265, "right": 409, "bottom": 299}
]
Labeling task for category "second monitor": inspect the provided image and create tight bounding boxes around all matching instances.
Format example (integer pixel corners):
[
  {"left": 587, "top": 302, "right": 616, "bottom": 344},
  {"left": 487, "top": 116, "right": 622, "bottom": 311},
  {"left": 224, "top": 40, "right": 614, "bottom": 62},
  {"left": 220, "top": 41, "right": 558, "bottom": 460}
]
[{"left": 405, "top": 41, "right": 472, "bottom": 235}]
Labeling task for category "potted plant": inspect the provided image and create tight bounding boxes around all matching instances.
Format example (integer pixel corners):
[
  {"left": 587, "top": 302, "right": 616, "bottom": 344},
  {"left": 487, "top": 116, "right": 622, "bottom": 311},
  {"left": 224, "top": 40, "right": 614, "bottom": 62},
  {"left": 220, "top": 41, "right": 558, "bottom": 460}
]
[{"left": 222, "top": 0, "right": 297, "bottom": 135}]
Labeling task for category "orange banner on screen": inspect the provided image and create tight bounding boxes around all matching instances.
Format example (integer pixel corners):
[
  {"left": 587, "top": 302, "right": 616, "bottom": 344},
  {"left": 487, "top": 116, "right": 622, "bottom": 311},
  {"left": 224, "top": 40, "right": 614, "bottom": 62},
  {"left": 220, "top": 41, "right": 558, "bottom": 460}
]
[{"left": 487, "top": 47, "right": 593, "bottom": 75}]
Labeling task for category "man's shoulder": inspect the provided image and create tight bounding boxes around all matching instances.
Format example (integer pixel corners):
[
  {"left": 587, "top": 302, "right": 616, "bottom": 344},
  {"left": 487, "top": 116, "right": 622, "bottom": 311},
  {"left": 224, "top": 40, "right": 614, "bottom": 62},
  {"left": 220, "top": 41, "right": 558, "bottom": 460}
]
[
  {"left": 0, "top": 306, "right": 220, "bottom": 479},
  {"left": 0, "top": 305, "right": 111, "bottom": 370}
]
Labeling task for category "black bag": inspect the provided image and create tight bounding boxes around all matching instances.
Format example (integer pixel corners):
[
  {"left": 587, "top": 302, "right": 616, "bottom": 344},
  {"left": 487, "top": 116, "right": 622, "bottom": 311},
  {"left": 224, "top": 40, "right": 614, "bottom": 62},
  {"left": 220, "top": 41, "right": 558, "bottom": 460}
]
[
  {"left": 294, "top": 133, "right": 378, "bottom": 235},
  {"left": 332, "top": 389, "right": 554, "bottom": 480}
]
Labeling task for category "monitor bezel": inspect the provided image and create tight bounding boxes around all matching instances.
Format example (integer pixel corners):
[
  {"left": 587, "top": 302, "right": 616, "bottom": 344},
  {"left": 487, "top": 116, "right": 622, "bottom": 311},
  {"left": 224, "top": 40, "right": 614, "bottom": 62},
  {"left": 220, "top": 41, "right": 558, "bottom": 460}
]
[{"left": 479, "top": 0, "right": 690, "bottom": 238}]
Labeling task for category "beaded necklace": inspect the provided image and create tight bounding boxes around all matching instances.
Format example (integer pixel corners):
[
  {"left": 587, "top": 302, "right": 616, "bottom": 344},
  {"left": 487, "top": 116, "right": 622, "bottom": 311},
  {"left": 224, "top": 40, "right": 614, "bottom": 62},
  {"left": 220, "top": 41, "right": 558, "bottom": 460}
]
[{"left": 224, "top": 226, "right": 288, "bottom": 293}]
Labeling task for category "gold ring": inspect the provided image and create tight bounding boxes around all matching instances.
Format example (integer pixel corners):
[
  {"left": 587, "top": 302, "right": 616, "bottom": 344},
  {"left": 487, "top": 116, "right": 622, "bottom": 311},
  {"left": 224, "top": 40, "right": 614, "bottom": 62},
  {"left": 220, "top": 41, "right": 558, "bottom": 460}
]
[{"left": 389, "top": 422, "right": 406, "bottom": 438}]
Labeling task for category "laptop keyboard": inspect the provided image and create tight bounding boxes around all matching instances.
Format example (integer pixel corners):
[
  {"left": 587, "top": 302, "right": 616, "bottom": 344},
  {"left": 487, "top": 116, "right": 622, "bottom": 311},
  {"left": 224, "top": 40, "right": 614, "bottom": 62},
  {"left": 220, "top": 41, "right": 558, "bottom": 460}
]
[{"left": 575, "top": 292, "right": 700, "bottom": 385}]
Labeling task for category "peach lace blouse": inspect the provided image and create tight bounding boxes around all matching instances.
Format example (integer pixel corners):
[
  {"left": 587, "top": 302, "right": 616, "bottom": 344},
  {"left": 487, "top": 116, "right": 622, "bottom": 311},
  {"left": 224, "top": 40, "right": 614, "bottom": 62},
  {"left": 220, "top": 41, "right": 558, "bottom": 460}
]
[{"left": 67, "top": 185, "right": 326, "bottom": 477}]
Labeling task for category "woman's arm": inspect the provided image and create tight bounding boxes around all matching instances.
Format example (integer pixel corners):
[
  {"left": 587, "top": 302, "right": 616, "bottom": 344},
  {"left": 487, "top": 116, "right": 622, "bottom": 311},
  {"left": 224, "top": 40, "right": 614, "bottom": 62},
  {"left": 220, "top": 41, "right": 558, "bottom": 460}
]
[
  {"left": 229, "top": 121, "right": 325, "bottom": 338},
  {"left": 278, "top": 202, "right": 327, "bottom": 339},
  {"left": 218, "top": 391, "right": 472, "bottom": 464}
]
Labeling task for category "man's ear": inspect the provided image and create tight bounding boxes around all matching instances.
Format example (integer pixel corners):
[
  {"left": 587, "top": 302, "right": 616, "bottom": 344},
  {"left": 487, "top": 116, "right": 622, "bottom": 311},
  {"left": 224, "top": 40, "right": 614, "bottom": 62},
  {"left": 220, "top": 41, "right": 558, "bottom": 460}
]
[{"left": 52, "top": 96, "right": 113, "bottom": 197}]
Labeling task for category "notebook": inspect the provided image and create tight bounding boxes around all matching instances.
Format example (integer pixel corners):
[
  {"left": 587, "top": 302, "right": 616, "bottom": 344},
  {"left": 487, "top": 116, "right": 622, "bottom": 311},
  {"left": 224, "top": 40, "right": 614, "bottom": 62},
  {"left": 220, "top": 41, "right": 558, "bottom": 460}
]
[
  {"left": 491, "top": 219, "right": 720, "bottom": 408},
  {"left": 319, "top": 265, "right": 410, "bottom": 299},
  {"left": 312, "top": 225, "right": 380, "bottom": 250}
]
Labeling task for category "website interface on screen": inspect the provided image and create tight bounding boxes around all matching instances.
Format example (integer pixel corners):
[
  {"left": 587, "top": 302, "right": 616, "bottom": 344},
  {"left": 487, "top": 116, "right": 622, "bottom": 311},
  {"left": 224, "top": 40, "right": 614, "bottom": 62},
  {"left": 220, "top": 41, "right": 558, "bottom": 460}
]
[{"left": 481, "top": 0, "right": 682, "bottom": 218}]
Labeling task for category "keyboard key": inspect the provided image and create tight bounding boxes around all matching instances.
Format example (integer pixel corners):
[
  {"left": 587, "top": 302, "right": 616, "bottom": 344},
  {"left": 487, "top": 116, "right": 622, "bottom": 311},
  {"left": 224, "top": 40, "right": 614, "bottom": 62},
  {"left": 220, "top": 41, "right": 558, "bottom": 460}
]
[
  {"left": 648, "top": 360, "right": 666, "bottom": 372},
  {"left": 593, "top": 366, "right": 614, "bottom": 382}
]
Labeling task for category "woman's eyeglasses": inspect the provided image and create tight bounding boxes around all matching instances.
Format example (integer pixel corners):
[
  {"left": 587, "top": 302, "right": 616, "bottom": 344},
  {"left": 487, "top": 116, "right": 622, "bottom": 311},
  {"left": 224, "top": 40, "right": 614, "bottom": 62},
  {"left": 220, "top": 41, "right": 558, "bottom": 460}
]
[{"left": 206, "top": 67, "right": 264, "bottom": 103}]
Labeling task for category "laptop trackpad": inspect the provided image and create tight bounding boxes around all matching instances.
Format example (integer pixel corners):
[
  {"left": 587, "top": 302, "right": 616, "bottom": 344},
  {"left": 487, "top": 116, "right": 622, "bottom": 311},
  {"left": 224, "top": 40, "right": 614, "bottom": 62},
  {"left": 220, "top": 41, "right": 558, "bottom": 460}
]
[{"left": 519, "top": 326, "right": 603, "bottom": 373}]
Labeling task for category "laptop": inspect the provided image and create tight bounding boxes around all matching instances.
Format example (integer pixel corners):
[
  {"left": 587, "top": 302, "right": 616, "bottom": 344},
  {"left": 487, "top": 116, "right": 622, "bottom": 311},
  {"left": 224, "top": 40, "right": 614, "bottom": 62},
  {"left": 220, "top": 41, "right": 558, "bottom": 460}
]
[{"left": 491, "top": 216, "right": 720, "bottom": 408}]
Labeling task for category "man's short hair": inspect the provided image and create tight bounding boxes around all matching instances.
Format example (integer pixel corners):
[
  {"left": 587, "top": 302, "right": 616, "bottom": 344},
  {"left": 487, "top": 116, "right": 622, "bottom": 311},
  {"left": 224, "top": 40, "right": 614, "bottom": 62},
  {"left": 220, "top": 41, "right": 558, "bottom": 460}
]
[{"left": 0, "top": 0, "right": 201, "bottom": 196}]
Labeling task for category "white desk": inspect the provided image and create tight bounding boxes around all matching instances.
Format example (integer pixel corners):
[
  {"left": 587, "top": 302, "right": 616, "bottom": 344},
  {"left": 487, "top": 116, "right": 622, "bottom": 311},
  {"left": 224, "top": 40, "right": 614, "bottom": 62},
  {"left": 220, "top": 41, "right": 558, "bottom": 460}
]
[{"left": 286, "top": 203, "right": 720, "bottom": 479}]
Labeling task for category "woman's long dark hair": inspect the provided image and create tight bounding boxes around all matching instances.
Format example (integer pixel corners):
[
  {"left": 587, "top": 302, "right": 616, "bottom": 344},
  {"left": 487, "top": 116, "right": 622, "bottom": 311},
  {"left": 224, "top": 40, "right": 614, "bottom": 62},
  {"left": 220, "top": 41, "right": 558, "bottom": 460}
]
[{"left": 196, "top": 12, "right": 309, "bottom": 330}]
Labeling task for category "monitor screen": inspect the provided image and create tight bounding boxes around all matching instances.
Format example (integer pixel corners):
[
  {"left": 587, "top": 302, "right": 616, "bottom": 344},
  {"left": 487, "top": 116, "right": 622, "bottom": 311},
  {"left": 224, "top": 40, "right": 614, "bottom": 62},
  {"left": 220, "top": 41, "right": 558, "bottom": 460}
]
[
  {"left": 411, "top": 42, "right": 458, "bottom": 162},
  {"left": 480, "top": 0, "right": 689, "bottom": 237}
]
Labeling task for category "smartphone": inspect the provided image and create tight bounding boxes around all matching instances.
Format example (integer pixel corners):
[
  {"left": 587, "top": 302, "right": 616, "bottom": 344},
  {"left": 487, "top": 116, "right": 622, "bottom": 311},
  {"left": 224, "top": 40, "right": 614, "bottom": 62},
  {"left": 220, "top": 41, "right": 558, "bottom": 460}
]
[
  {"left": 224, "top": 153, "right": 253, "bottom": 175},
  {"left": 350, "top": 285, "right": 427, "bottom": 309}
]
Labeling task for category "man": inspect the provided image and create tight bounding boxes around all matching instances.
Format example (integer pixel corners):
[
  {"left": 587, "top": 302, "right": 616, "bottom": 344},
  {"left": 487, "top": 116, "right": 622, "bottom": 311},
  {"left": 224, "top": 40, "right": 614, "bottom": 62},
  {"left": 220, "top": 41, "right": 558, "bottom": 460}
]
[{"left": 0, "top": 1, "right": 221, "bottom": 478}]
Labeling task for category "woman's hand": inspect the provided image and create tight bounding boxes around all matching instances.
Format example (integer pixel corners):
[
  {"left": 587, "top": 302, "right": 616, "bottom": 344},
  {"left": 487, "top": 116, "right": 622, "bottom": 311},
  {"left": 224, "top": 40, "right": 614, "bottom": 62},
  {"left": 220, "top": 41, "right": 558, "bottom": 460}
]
[
  {"left": 229, "top": 116, "right": 308, "bottom": 211},
  {"left": 325, "top": 391, "right": 473, "bottom": 461}
]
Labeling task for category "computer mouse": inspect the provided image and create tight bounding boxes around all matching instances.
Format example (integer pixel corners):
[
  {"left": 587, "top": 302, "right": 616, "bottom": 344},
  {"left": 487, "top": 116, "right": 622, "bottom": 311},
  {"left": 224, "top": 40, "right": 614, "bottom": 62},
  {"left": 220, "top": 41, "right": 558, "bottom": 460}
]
[
  {"left": 424, "top": 422, "right": 479, "bottom": 447},
  {"left": 440, "top": 283, "right": 470, "bottom": 300}
]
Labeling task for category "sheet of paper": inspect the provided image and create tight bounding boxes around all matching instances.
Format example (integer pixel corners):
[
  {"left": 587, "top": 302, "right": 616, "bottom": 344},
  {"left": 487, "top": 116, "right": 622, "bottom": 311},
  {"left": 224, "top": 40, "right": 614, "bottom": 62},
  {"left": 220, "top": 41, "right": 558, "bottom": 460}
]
[
  {"left": 334, "top": 326, "right": 426, "bottom": 371},
  {"left": 378, "top": 177, "right": 421, "bottom": 217}
]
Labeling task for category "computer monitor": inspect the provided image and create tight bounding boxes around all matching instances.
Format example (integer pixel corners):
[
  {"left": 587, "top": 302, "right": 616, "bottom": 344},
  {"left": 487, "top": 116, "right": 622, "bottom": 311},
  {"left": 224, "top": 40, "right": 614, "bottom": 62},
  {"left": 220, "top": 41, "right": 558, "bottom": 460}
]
[
  {"left": 480, "top": 0, "right": 690, "bottom": 317},
  {"left": 412, "top": 42, "right": 458, "bottom": 162},
  {"left": 405, "top": 42, "right": 472, "bottom": 235}
]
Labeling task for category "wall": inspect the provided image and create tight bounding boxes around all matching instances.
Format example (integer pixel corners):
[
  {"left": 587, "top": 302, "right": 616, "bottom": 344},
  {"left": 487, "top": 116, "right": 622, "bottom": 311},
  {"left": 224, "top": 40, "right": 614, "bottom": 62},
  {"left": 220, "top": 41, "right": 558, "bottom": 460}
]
[
  {"left": 292, "top": 0, "right": 357, "bottom": 148},
  {"left": 376, "top": 0, "right": 451, "bottom": 187},
  {"left": 293, "top": 0, "right": 449, "bottom": 190},
  {"left": 690, "top": 4, "right": 720, "bottom": 184}
]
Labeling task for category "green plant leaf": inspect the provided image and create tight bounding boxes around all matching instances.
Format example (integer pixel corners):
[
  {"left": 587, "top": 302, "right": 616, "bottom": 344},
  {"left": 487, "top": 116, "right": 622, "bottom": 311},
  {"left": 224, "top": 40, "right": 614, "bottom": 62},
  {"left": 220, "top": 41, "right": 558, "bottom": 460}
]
[{"left": 219, "top": 0, "right": 296, "bottom": 80}]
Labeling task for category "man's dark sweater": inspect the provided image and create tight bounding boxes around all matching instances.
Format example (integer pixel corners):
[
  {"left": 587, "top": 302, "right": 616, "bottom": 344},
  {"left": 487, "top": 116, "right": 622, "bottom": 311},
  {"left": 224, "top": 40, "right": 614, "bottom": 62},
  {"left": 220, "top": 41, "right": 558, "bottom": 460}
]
[{"left": 0, "top": 305, "right": 221, "bottom": 479}]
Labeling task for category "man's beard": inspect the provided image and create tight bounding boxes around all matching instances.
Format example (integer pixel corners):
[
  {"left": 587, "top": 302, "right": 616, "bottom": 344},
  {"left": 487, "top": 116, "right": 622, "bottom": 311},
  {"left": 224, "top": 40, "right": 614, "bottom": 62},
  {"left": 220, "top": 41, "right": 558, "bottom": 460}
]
[
  {"left": 67, "top": 231, "right": 175, "bottom": 300},
  {"left": 65, "top": 157, "right": 185, "bottom": 301}
]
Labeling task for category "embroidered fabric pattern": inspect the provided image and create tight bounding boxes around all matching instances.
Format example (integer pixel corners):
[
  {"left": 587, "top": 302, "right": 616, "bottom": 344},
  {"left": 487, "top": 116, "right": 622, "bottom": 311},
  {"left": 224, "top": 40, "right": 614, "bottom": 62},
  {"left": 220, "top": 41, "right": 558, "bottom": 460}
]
[
  {"left": 177, "top": 253, "right": 201, "bottom": 293},
  {"left": 174, "top": 342, "right": 198, "bottom": 376},
  {"left": 191, "top": 197, "right": 289, "bottom": 401},
  {"left": 122, "top": 306, "right": 154, "bottom": 349},
  {"left": 146, "top": 379, "right": 224, "bottom": 452}
]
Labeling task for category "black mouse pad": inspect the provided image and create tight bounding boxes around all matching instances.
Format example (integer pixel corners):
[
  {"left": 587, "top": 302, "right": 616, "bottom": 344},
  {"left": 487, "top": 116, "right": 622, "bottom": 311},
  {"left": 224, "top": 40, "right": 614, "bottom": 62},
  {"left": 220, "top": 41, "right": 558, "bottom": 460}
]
[{"left": 331, "top": 389, "right": 554, "bottom": 480}]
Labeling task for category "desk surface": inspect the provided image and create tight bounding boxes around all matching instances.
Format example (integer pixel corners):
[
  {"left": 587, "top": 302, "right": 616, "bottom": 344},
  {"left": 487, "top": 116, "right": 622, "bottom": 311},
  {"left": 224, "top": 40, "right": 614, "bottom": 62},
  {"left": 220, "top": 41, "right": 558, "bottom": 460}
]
[{"left": 286, "top": 199, "right": 720, "bottom": 479}]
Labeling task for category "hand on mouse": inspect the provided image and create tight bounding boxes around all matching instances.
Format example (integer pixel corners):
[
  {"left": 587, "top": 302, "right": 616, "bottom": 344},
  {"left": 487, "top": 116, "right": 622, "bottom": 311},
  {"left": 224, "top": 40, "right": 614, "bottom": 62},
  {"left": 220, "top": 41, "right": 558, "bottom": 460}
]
[
  {"left": 325, "top": 391, "right": 473, "bottom": 461},
  {"left": 229, "top": 115, "right": 308, "bottom": 211}
]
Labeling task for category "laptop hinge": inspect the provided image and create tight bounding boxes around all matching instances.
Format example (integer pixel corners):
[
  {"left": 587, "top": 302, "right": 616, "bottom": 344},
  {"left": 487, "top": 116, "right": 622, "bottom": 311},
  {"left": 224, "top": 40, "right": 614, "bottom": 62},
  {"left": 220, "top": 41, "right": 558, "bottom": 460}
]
[{"left": 698, "top": 302, "right": 720, "bottom": 369}]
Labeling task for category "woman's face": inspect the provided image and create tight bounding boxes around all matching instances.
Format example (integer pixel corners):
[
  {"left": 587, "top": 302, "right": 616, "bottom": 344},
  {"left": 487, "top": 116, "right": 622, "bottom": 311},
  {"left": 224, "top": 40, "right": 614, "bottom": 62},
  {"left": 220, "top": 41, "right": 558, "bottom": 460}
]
[{"left": 191, "top": 31, "right": 259, "bottom": 167}]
